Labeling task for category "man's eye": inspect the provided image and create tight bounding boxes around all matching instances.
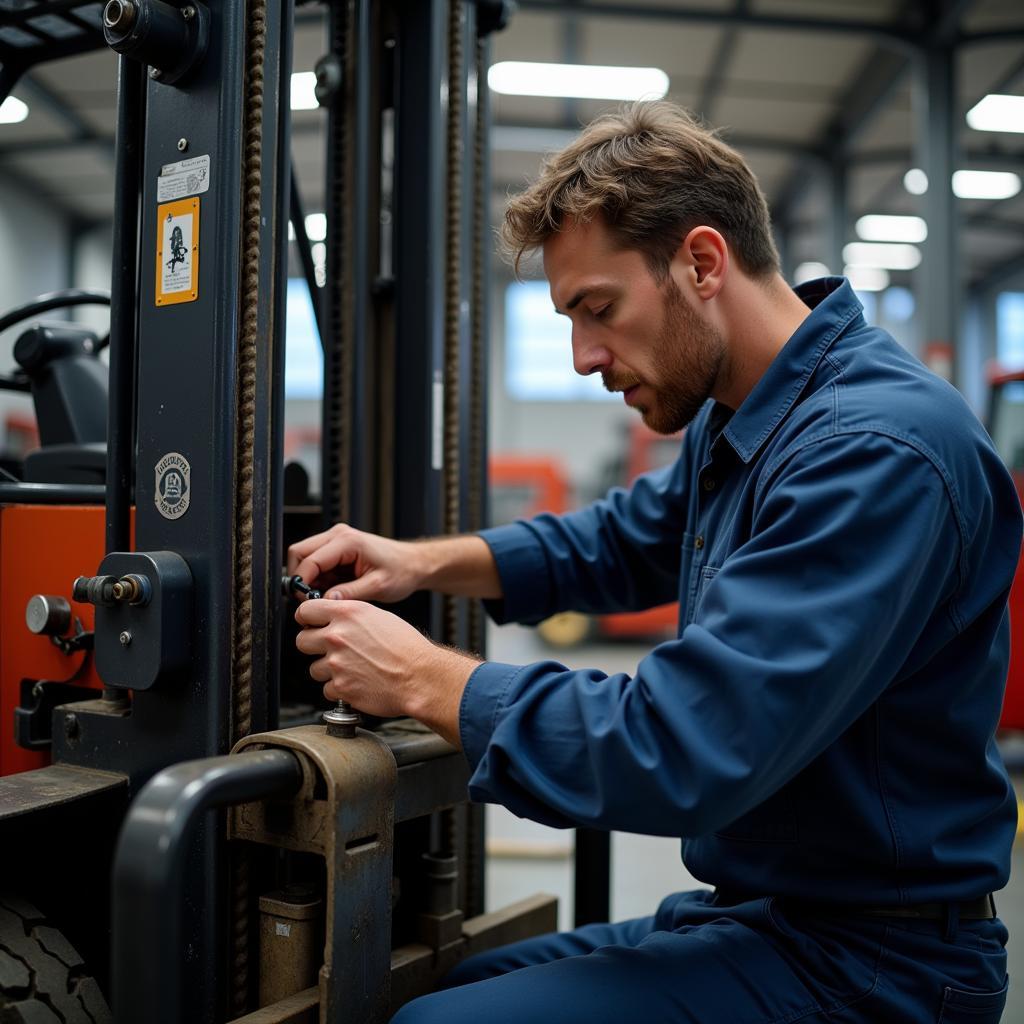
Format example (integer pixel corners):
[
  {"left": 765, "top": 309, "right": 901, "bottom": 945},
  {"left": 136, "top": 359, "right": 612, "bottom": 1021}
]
[{"left": 593, "top": 304, "right": 612, "bottom": 320}]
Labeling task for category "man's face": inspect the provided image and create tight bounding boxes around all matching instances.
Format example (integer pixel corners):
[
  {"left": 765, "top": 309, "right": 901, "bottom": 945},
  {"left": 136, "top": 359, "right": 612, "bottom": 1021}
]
[{"left": 544, "top": 217, "right": 725, "bottom": 434}]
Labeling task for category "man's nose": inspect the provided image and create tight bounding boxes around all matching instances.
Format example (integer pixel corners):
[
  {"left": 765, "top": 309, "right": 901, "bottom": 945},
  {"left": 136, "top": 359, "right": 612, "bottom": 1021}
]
[{"left": 571, "top": 328, "right": 611, "bottom": 377}]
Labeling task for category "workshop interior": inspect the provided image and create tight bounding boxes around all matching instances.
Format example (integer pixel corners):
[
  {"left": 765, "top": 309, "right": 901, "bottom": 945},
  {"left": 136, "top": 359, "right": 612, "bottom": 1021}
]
[{"left": 0, "top": 0, "right": 1023, "bottom": 1021}]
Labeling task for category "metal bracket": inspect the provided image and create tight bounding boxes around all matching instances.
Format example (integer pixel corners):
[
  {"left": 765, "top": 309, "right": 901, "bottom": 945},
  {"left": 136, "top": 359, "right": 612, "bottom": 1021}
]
[{"left": 230, "top": 725, "right": 398, "bottom": 1024}]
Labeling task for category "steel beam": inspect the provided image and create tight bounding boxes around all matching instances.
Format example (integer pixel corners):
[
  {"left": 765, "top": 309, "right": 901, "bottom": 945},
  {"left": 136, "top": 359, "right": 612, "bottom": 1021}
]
[
  {"left": 695, "top": 0, "right": 748, "bottom": 125},
  {"left": 914, "top": 42, "right": 961, "bottom": 380},
  {"left": 514, "top": 0, "right": 917, "bottom": 49}
]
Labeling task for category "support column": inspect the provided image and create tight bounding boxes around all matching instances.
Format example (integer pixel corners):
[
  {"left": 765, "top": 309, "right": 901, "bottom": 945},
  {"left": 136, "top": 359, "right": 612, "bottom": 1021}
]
[
  {"left": 828, "top": 155, "right": 848, "bottom": 280},
  {"left": 914, "top": 43, "right": 960, "bottom": 383}
]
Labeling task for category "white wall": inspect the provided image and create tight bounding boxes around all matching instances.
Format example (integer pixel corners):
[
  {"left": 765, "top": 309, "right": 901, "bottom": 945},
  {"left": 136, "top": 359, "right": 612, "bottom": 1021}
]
[{"left": 0, "top": 177, "right": 72, "bottom": 439}]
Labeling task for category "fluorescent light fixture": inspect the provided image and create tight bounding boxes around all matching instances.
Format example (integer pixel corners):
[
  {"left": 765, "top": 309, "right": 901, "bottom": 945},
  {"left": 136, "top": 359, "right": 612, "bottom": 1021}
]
[
  {"left": 488, "top": 61, "right": 669, "bottom": 101},
  {"left": 291, "top": 71, "right": 318, "bottom": 110},
  {"left": 855, "top": 214, "right": 927, "bottom": 243},
  {"left": 844, "top": 265, "right": 890, "bottom": 292},
  {"left": 0, "top": 97, "right": 28, "bottom": 124},
  {"left": 793, "top": 261, "right": 830, "bottom": 285},
  {"left": 965, "top": 94, "right": 1024, "bottom": 134},
  {"left": 843, "top": 242, "right": 921, "bottom": 271},
  {"left": 951, "top": 169, "right": 1021, "bottom": 200},
  {"left": 304, "top": 213, "right": 326, "bottom": 242},
  {"left": 903, "top": 168, "right": 928, "bottom": 195}
]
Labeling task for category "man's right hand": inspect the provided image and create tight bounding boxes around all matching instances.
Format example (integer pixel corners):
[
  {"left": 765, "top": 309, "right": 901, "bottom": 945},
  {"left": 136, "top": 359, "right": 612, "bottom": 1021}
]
[{"left": 287, "top": 524, "right": 426, "bottom": 603}]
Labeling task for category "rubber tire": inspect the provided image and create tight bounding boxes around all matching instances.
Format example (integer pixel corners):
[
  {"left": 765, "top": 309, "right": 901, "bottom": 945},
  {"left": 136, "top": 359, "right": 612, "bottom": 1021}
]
[{"left": 0, "top": 896, "right": 111, "bottom": 1024}]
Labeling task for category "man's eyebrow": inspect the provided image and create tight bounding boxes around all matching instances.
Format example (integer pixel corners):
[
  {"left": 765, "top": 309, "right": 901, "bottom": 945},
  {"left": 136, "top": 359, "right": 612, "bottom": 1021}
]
[{"left": 554, "top": 285, "right": 610, "bottom": 316}]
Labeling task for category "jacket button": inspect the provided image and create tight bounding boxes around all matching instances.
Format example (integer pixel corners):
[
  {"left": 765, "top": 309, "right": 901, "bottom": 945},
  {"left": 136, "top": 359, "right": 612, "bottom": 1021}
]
[
  {"left": 703, "top": 477, "right": 716, "bottom": 492},
  {"left": 695, "top": 535, "right": 705, "bottom": 550}
]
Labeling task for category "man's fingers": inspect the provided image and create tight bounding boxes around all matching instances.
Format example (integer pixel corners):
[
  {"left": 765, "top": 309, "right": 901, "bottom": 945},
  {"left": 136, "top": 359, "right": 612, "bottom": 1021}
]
[
  {"left": 330, "top": 572, "right": 386, "bottom": 602},
  {"left": 292, "top": 536, "right": 359, "bottom": 586},
  {"left": 309, "top": 656, "right": 332, "bottom": 684},
  {"left": 295, "top": 597, "right": 363, "bottom": 627},
  {"left": 286, "top": 526, "right": 341, "bottom": 575},
  {"left": 294, "top": 624, "right": 329, "bottom": 655}
]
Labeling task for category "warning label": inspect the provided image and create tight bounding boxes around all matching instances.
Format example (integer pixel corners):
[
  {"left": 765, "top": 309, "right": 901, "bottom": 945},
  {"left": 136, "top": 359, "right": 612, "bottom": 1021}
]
[
  {"left": 157, "top": 154, "right": 211, "bottom": 202},
  {"left": 156, "top": 197, "right": 199, "bottom": 306}
]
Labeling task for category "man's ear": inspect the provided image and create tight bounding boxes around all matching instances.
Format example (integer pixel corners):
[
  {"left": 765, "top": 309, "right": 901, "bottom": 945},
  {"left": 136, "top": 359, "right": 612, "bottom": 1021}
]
[{"left": 673, "top": 226, "right": 728, "bottom": 300}]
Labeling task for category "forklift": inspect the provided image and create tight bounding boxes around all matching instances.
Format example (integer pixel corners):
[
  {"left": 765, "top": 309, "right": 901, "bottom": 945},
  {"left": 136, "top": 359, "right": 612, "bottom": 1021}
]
[{"left": 0, "top": 0, "right": 561, "bottom": 1020}]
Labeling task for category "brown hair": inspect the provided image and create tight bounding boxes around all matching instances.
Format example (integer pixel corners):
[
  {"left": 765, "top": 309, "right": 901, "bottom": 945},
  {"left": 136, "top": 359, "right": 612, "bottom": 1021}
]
[{"left": 501, "top": 101, "right": 779, "bottom": 281}]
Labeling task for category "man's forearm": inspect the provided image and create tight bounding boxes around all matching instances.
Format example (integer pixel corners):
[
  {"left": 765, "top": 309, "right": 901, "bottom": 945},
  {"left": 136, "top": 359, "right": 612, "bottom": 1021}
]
[{"left": 415, "top": 535, "right": 503, "bottom": 600}]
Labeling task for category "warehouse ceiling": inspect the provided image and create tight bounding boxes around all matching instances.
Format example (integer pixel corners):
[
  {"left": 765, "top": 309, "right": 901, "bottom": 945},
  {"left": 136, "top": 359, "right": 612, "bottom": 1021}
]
[{"left": 0, "top": 0, "right": 1022, "bottom": 293}]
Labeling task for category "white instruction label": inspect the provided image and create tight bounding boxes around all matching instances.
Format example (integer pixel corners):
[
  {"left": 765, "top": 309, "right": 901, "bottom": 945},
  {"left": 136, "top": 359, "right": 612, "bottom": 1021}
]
[{"left": 157, "top": 154, "right": 211, "bottom": 201}]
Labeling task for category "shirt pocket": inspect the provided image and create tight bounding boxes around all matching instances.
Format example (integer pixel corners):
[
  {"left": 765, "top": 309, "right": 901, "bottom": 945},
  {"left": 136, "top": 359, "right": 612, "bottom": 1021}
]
[{"left": 937, "top": 978, "right": 1008, "bottom": 1023}]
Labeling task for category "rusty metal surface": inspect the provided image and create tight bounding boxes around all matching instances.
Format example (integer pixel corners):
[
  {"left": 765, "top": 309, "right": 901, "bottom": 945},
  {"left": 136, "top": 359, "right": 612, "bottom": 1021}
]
[
  {"left": 0, "top": 763, "right": 126, "bottom": 820},
  {"left": 259, "top": 888, "right": 323, "bottom": 1011},
  {"left": 231, "top": 725, "right": 397, "bottom": 1024},
  {"left": 389, "top": 894, "right": 560, "bottom": 1014},
  {"left": 228, "top": 986, "right": 318, "bottom": 1024}
]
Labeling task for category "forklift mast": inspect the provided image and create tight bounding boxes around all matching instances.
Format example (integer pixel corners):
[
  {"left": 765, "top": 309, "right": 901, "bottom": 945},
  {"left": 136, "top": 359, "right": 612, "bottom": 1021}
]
[{"left": 0, "top": 2, "right": 557, "bottom": 1022}]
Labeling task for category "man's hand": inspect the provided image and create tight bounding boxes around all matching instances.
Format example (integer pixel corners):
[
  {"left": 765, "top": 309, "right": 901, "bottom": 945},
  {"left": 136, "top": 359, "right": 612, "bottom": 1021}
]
[
  {"left": 294, "top": 598, "right": 480, "bottom": 747},
  {"left": 287, "top": 524, "right": 426, "bottom": 602}
]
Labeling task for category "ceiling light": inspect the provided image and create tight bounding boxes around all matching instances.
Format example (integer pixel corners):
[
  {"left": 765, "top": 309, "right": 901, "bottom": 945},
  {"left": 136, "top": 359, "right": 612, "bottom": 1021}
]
[
  {"left": 965, "top": 94, "right": 1024, "bottom": 134},
  {"left": 0, "top": 97, "right": 28, "bottom": 124},
  {"left": 843, "top": 242, "right": 921, "bottom": 271},
  {"left": 488, "top": 62, "right": 669, "bottom": 101},
  {"left": 855, "top": 214, "right": 927, "bottom": 243},
  {"left": 287, "top": 212, "right": 327, "bottom": 242},
  {"left": 903, "top": 168, "right": 928, "bottom": 195},
  {"left": 793, "top": 261, "right": 830, "bottom": 285},
  {"left": 951, "top": 170, "right": 1021, "bottom": 200},
  {"left": 291, "top": 72, "right": 318, "bottom": 110},
  {"left": 844, "top": 266, "right": 890, "bottom": 292}
]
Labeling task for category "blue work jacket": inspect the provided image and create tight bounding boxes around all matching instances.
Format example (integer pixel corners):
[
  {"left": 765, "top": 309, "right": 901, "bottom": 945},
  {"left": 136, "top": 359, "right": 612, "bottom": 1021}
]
[{"left": 464, "top": 277, "right": 1022, "bottom": 905}]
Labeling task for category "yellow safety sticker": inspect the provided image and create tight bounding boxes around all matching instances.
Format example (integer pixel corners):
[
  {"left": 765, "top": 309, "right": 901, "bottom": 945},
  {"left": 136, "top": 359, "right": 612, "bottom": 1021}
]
[{"left": 156, "top": 196, "right": 199, "bottom": 306}]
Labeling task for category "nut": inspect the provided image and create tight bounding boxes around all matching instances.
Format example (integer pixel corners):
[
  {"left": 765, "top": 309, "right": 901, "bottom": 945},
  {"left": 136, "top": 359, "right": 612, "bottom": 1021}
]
[{"left": 119, "top": 630, "right": 132, "bottom": 647}]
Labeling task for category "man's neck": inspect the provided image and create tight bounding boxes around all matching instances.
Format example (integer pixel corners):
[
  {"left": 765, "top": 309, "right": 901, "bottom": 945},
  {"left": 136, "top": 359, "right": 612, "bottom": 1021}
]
[{"left": 713, "top": 273, "right": 812, "bottom": 411}]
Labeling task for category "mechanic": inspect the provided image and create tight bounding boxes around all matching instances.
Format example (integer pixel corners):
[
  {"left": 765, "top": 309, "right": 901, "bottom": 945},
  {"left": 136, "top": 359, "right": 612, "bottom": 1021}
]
[{"left": 289, "top": 101, "right": 1022, "bottom": 1023}]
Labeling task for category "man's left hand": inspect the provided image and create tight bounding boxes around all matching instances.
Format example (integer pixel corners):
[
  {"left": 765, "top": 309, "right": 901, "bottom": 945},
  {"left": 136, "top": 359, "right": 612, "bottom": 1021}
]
[{"left": 294, "top": 599, "right": 480, "bottom": 747}]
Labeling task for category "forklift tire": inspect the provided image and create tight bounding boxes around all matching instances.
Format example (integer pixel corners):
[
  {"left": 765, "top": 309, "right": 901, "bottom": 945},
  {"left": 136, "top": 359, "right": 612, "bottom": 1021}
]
[{"left": 0, "top": 896, "right": 111, "bottom": 1024}]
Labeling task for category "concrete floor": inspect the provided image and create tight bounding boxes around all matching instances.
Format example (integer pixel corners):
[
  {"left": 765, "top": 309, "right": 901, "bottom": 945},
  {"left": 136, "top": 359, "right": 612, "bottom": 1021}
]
[{"left": 484, "top": 622, "right": 1024, "bottom": 1018}]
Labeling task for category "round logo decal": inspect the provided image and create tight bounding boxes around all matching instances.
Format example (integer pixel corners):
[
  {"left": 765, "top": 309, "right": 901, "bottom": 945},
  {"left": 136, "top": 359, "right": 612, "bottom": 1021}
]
[{"left": 155, "top": 452, "right": 191, "bottom": 520}]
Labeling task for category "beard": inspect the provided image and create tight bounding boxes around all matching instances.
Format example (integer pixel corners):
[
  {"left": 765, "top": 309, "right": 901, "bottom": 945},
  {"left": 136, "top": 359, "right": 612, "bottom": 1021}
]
[{"left": 603, "top": 279, "right": 726, "bottom": 434}]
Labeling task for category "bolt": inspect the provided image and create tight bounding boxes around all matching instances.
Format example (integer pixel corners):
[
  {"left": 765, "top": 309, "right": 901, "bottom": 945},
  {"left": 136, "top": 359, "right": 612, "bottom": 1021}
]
[
  {"left": 149, "top": 66, "right": 162, "bottom": 80},
  {"left": 182, "top": 4, "right": 196, "bottom": 19},
  {"left": 64, "top": 713, "right": 79, "bottom": 740},
  {"left": 103, "top": 0, "right": 136, "bottom": 32},
  {"left": 177, "top": 138, "right": 188, "bottom": 152},
  {"left": 323, "top": 700, "right": 360, "bottom": 739},
  {"left": 119, "top": 630, "right": 132, "bottom": 647}
]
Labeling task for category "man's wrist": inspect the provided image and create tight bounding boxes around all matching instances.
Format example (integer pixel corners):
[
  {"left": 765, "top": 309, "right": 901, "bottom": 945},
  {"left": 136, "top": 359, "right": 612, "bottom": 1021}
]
[{"left": 406, "top": 644, "right": 481, "bottom": 748}]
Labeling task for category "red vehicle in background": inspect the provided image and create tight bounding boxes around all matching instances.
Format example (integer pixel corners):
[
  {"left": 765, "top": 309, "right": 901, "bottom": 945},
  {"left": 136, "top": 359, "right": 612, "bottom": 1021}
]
[
  {"left": 988, "top": 368, "right": 1024, "bottom": 730},
  {"left": 490, "top": 423, "right": 683, "bottom": 648}
]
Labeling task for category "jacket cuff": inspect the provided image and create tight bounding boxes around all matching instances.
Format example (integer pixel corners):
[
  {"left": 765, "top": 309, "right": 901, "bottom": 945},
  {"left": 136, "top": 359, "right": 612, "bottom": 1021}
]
[
  {"left": 478, "top": 523, "right": 553, "bottom": 624},
  {"left": 458, "top": 660, "right": 524, "bottom": 769}
]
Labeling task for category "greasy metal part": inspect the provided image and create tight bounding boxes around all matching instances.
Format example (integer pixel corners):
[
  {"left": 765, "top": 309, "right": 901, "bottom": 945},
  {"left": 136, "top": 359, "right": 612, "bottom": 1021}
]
[
  {"left": 441, "top": 0, "right": 465, "bottom": 646},
  {"left": 230, "top": 726, "right": 397, "bottom": 1024},
  {"left": 389, "top": 893, "right": 559, "bottom": 1014},
  {"left": 322, "top": 701, "right": 360, "bottom": 737},
  {"left": 285, "top": 574, "right": 321, "bottom": 601},
  {"left": 25, "top": 594, "right": 72, "bottom": 636},
  {"left": 258, "top": 886, "right": 322, "bottom": 1012},
  {"left": 0, "top": 764, "right": 127, "bottom": 821},
  {"left": 111, "top": 572, "right": 152, "bottom": 605},
  {"left": 229, "top": 0, "right": 272, "bottom": 1008},
  {"left": 112, "top": 750, "right": 303, "bottom": 1024},
  {"left": 105, "top": 56, "right": 143, "bottom": 557}
]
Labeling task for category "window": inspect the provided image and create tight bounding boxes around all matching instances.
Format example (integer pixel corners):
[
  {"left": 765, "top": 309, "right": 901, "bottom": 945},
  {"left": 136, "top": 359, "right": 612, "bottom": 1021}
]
[
  {"left": 504, "top": 280, "right": 616, "bottom": 401},
  {"left": 285, "top": 277, "right": 322, "bottom": 399},
  {"left": 996, "top": 292, "right": 1024, "bottom": 371}
]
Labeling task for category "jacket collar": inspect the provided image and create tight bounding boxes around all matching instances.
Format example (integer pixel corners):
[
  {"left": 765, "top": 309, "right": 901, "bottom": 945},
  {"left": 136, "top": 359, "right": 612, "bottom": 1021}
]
[{"left": 719, "top": 277, "right": 864, "bottom": 464}]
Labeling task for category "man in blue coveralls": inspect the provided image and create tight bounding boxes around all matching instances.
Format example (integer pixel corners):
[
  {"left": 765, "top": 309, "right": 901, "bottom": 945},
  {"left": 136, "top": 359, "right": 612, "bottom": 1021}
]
[{"left": 290, "top": 102, "right": 1022, "bottom": 1022}]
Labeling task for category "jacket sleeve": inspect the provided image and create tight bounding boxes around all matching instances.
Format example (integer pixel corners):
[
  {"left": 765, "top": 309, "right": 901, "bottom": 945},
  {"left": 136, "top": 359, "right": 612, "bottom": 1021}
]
[
  {"left": 459, "top": 431, "right": 963, "bottom": 835},
  {"left": 479, "top": 432, "right": 696, "bottom": 624}
]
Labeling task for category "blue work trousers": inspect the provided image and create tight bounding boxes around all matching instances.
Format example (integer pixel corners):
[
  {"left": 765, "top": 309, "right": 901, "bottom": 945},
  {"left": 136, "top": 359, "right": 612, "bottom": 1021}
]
[{"left": 392, "top": 889, "right": 1008, "bottom": 1024}]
